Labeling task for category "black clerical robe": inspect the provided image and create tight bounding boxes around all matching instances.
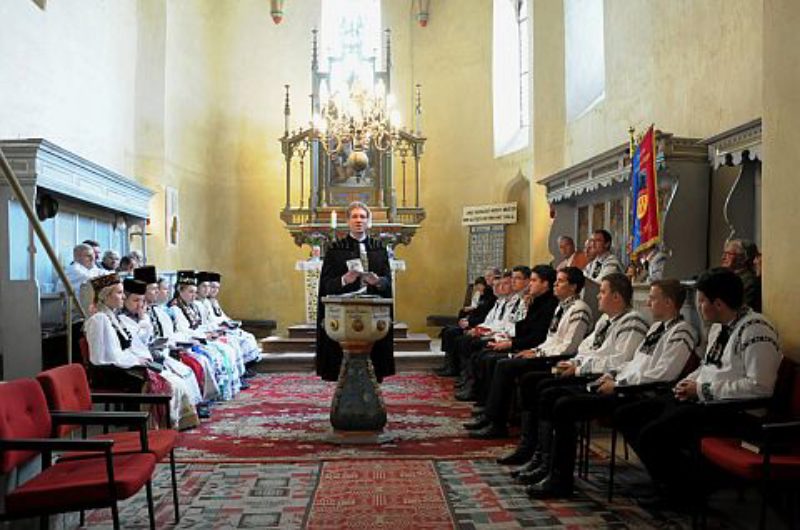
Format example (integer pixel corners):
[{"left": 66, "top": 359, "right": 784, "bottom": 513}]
[{"left": 315, "top": 235, "right": 394, "bottom": 382}]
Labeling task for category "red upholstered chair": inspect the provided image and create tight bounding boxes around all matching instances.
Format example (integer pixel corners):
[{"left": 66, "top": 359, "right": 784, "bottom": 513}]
[
  {"left": 0, "top": 379, "right": 157, "bottom": 530},
  {"left": 36, "top": 363, "right": 181, "bottom": 524},
  {"left": 700, "top": 359, "right": 800, "bottom": 529}
]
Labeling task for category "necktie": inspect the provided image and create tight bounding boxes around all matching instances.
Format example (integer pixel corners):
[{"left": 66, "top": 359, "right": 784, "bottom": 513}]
[
  {"left": 549, "top": 305, "right": 565, "bottom": 333},
  {"left": 592, "top": 318, "right": 612, "bottom": 348},
  {"left": 640, "top": 322, "right": 666, "bottom": 355},
  {"left": 149, "top": 307, "right": 164, "bottom": 339},
  {"left": 592, "top": 260, "right": 602, "bottom": 279},
  {"left": 705, "top": 325, "right": 730, "bottom": 367}
]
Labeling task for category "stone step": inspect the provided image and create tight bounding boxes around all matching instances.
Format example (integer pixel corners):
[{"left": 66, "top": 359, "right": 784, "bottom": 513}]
[
  {"left": 287, "top": 322, "right": 409, "bottom": 339},
  {"left": 260, "top": 331, "right": 431, "bottom": 354},
  {"left": 257, "top": 350, "right": 445, "bottom": 373}
]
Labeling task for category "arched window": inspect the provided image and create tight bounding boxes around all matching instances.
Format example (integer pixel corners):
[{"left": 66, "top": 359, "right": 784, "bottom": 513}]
[
  {"left": 565, "top": 0, "right": 605, "bottom": 121},
  {"left": 320, "top": 0, "right": 381, "bottom": 96},
  {"left": 493, "top": 0, "right": 531, "bottom": 157}
]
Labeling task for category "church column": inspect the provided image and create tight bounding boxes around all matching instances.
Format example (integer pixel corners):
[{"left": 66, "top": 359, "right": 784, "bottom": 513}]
[
  {"left": 762, "top": 0, "right": 800, "bottom": 359},
  {"left": 530, "top": 0, "right": 566, "bottom": 263}
]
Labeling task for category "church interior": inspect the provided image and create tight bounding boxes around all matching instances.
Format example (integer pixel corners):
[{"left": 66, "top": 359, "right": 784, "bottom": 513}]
[{"left": 1, "top": 0, "right": 799, "bottom": 528}]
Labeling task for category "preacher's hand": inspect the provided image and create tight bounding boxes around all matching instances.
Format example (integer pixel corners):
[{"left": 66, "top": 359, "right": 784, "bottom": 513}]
[
  {"left": 363, "top": 272, "right": 380, "bottom": 286},
  {"left": 342, "top": 270, "right": 361, "bottom": 285}
]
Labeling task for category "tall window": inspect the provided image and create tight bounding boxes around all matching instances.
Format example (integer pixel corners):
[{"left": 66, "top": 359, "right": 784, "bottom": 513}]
[
  {"left": 565, "top": 0, "right": 605, "bottom": 121},
  {"left": 320, "top": 0, "right": 381, "bottom": 96},
  {"left": 493, "top": 0, "right": 531, "bottom": 157}
]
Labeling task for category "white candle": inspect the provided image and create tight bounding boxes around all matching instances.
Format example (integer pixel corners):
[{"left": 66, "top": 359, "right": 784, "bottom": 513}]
[{"left": 331, "top": 210, "right": 337, "bottom": 229}]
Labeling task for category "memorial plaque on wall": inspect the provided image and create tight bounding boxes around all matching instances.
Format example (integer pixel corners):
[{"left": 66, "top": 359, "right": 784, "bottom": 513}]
[{"left": 467, "top": 224, "right": 505, "bottom": 283}]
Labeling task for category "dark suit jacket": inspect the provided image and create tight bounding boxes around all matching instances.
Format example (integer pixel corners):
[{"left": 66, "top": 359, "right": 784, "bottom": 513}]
[
  {"left": 315, "top": 235, "right": 394, "bottom": 382},
  {"left": 467, "top": 288, "right": 497, "bottom": 328},
  {"left": 510, "top": 291, "right": 559, "bottom": 351}
]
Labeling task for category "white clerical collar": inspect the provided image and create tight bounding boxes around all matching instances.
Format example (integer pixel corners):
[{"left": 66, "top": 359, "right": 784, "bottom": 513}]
[{"left": 350, "top": 233, "right": 367, "bottom": 243}]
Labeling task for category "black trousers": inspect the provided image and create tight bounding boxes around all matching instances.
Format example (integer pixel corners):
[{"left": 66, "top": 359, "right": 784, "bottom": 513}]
[
  {"left": 614, "top": 395, "right": 745, "bottom": 496},
  {"left": 539, "top": 383, "right": 629, "bottom": 487},
  {"left": 455, "top": 335, "right": 488, "bottom": 380},
  {"left": 440, "top": 326, "right": 465, "bottom": 370},
  {"left": 484, "top": 356, "right": 556, "bottom": 426},
  {"left": 473, "top": 349, "right": 510, "bottom": 403}
]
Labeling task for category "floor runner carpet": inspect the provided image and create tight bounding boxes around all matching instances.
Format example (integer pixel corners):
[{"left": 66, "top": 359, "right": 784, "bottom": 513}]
[
  {"left": 175, "top": 372, "right": 515, "bottom": 462},
  {"left": 305, "top": 460, "right": 455, "bottom": 529}
]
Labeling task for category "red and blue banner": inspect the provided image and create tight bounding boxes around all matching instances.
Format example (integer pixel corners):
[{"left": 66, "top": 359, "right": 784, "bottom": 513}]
[{"left": 630, "top": 125, "right": 660, "bottom": 256}]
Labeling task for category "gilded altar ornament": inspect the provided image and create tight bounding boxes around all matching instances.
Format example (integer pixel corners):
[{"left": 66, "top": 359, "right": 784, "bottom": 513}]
[
  {"left": 376, "top": 320, "right": 386, "bottom": 332},
  {"left": 351, "top": 318, "right": 364, "bottom": 332},
  {"left": 329, "top": 319, "right": 339, "bottom": 331}
]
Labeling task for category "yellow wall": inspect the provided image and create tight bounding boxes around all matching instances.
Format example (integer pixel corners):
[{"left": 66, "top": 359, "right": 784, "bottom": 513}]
[{"left": 763, "top": 0, "right": 800, "bottom": 359}]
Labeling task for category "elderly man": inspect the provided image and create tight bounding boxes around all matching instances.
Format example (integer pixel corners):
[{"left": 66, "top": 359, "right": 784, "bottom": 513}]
[
  {"left": 316, "top": 201, "right": 394, "bottom": 383},
  {"left": 721, "top": 238, "right": 761, "bottom": 311},
  {"left": 101, "top": 250, "right": 121, "bottom": 271},
  {"left": 59, "top": 243, "right": 103, "bottom": 293},
  {"left": 556, "top": 236, "right": 588, "bottom": 270}
]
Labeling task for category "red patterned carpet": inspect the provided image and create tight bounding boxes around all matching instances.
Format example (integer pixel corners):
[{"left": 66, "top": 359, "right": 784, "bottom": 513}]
[
  {"left": 306, "top": 460, "right": 455, "bottom": 529},
  {"left": 175, "top": 372, "right": 515, "bottom": 463}
]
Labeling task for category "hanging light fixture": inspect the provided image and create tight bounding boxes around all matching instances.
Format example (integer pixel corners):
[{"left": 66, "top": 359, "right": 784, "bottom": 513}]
[
  {"left": 415, "top": 0, "right": 431, "bottom": 27},
  {"left": 270, "top": 0, "right": 285, "bottom": 24}
]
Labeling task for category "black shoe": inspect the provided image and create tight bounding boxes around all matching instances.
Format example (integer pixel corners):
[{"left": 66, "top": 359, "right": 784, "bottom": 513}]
[
  {"left": 239, "top": 380, "right": 251, "bottom": 390},
  {"left": 243, "top": 368, "right": 258, "bottom": 379},
  {"left": 510, "top": 452, "right": 544, "bottom": 478},
  {"left": 434, "top": 366, "right": 458, "bottom": 377},
  {"left": 525, "top": 476, "right": 572, "bottom": 499},
  {"left": 517, "top": 465, "right": 550, "bottom": 485},
  {"left": 468, "top": 424, "right": 509, "bottom": 439},
  {"left": 463, "top": 416, "right": 490, "bottom": 430},
  {"left": 471, "top": 406, "right": 486, "bottom": 417},
  {"left": 496, "top": 446, "right": 535, "bottom": 466},
  {"left": 196, "top": 406, "right": 211, "bottom": 419}
]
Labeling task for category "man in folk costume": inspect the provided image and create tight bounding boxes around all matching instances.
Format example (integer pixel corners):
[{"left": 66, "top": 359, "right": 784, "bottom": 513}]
[
  {"left": 201, "top": 271, "right": 263, "bottom": 373},
  {"left": 170, "top": 270, "right": 241, "bottom": 400},
  {"left": 118, "top": 278, "right": 201, "bottom": 429},
  {"left": 315, "top": 201, "right": 394, "bottom": 382}
]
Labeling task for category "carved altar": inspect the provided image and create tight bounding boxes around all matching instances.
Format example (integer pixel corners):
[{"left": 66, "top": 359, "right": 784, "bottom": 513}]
[{"left": 279, "top": 30, "right": 427, "bottom": 252}]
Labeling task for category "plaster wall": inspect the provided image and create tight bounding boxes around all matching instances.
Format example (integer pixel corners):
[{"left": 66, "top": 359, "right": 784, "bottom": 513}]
[{"left": 762, "top": 0, "right": 800, "bottom": 359}]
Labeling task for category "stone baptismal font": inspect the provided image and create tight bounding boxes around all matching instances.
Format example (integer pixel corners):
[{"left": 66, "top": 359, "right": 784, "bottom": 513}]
[{"left": 321, "top": 295, "right": 394, "bottom": 444}]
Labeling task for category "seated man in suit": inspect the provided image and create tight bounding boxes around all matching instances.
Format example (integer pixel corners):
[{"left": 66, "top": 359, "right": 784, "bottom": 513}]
[{"left": 614, "top": 268, "right": 781, "bottom": 506}]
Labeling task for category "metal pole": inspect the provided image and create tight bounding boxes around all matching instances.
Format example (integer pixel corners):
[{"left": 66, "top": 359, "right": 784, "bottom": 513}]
[
  {"left": 66, "top": 295, "right": 74, "bottom": 364},
  {"left": 0, "top": 147, "right": 86, "bottom": 320}
]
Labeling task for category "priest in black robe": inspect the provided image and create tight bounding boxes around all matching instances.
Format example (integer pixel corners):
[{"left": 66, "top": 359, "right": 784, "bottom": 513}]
[{"left": 315, "top": 201, "right": 394, "bottom": 382}]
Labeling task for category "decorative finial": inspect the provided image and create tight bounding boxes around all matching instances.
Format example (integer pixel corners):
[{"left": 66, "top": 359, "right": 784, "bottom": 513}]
[
  {"left": 384, "top": 29, "right": 392, "bottom": 71},
  {"left": 415, "top": 84, "right": 422, "bottom": 134},
  {"left": 284, "top": 84, "right": 291, "bottom": 136},
  {"left": 312, "top": 28, "right": 319, "bottom": 72}
]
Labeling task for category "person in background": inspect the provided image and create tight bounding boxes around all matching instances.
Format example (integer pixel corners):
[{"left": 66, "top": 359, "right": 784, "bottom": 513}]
[
  {"left": 129, "top": 250, "right": 144, "bottom": 268},
  {"left": 556, "top": 236, "right": 588, "bottom": 271},
  {"left": 721, "top": 238, "right": 761, "bottom": 311},
  {"left": 82, "top": 239, "right": 102, "bottom": 268},
  {"left": 117, "top": 255, "right": 135, "bottom": 274},
  {"left": 101, "top": 250, "right": 121, "bottom": 271},
  {"left": 59, "top": 243, "right": 103, "bottom": 296}
]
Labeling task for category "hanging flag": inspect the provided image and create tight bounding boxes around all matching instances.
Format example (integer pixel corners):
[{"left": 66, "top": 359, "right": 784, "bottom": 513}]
[{"left": 630, "top": 125, "right": 660, "bottom": 256}]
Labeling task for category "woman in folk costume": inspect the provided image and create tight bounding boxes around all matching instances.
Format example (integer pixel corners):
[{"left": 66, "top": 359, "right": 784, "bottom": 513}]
[
  {"left": 170, "top": 270, "right": 241, "bottom": 400},
  {"left": 83, "top": 273, "right": 198, "bottom": 430},
  {"left": 117, "top": 278, "right": 201, "bottom": 429},
  {"left": 203, "top": 271, "right": 263, "bottom": 368},
  {"left": 134, "top": 266, "right": 221, "bottom": 403},
  {"left": 194, "top": 272, "right": 247, "bottom": 378}
]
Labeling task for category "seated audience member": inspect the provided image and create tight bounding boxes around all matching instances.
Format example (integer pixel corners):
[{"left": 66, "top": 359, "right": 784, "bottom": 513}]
[
  {"left": 614, "top": 268, "right": 781, "bottom": 505},
  {"left": 455, "top": 268, "right": 529, "bottom": 401},
  {"left": 510, "top": 273, "right": 648, "bottom": 483},
  {"left": 101, "top": 249, "right": 121, "bottom": 271},
  {"left": 582, "top": 230, "right": 623, "bottom": 317},
  {"left": 466, "top": 265, "right": 559, "bottom": 439},
  {"left": 721, "top": 238, "right": 761, "bottom": 311},
  {"left": 118, "top": 278, "right": 201, "bottom": 429},
  {"left": 117, "top": 255, "right": 135, "bottom": 274},
  {"left": 82, "top": 239, "right": 102, "bottom": 268},
  {"left": 460, "top": 277, "right": 488, "bottom": 317},
  {"left": 170, "top": 270, "right": 242, "bottom": 400},
  {"left": 555, "top": 236, "right": 588, "bottom": 270},
  {"left": 59, "top": 243, "right": 103, "bottom": 292},
  {"left": 471, "top": 267, "right": 592, "bottom": 446},
  {"left": 642, "top": 244, "right": 668, "bottom": 283},
  {"left": 524, "top": 279, "right": 700, "bottom": 498},
  {"left": 83, "top": 273, "right": 197, "bottom": 430},
  {"left": 436, "top": 267, "right": 500, "bottom": 376},
  {"left": 204, "top": 272, "right": 263, "bottom": 374},
  {"left": 129, "top": 249, "right": 145, "bottom": 268}
]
